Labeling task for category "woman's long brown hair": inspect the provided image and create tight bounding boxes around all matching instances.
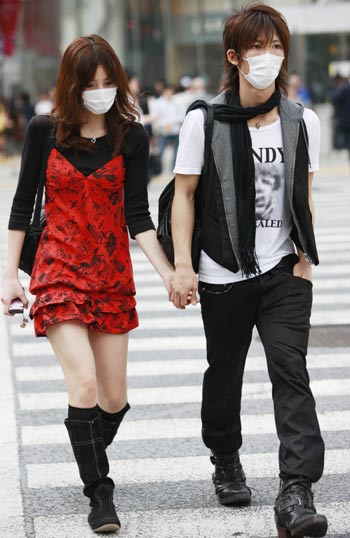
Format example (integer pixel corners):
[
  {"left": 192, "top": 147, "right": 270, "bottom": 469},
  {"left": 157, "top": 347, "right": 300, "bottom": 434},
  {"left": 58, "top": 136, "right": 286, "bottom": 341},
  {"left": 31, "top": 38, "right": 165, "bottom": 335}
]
[
  {"left": 222, "top": 3, "right": 290, "bottom": 95},
  {"left": 52, "top": 34, "right": 139, "bottom": 154}
]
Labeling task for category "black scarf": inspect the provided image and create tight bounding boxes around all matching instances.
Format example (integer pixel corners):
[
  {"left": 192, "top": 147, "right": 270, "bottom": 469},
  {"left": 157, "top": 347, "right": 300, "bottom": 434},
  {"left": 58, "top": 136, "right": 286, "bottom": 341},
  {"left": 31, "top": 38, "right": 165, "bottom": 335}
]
[{"left": 202, "top": 87, "right": 281, "bottom": 277}]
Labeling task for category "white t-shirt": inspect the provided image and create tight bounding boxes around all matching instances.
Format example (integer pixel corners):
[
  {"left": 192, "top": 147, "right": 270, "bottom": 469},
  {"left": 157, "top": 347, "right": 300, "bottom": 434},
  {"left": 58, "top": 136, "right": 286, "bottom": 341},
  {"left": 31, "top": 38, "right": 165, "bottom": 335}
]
[{"left": 173, "top": 107, "right": 320, "bottom": 284}]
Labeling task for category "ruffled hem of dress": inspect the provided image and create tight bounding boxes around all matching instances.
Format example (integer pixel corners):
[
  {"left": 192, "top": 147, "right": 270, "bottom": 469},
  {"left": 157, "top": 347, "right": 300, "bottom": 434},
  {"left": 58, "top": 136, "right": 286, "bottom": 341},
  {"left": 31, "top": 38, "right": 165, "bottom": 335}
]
[{"left": 30, "top": 289, "right": 136, "bottom": 318}]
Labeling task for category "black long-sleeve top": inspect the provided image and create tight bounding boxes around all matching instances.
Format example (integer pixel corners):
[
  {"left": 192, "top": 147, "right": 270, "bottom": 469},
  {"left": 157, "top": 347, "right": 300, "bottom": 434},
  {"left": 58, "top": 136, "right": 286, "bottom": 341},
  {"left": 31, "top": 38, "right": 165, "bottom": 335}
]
[{"left": 8, "top": 115, "right": 155, "bottom": 238}]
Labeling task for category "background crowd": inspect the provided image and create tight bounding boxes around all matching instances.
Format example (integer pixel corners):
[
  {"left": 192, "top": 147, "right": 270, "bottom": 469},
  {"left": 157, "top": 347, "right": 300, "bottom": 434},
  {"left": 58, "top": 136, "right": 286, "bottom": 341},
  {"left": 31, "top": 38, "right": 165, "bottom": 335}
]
[{"left": 0, "top": 70, "right": 349, "bottom": 173}]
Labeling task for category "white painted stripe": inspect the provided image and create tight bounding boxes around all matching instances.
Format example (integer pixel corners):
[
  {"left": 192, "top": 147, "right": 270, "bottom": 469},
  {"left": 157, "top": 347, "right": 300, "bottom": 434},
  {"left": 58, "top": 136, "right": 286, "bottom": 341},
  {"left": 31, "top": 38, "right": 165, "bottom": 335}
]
[
  {"left": 8, "top": 304, "right": 350, "bottom": 339},
  {"left": 10, "top": 313, "right": 202, "bottom": 338},
  {"left": 312, "top": 293, "right": 350, "bottom": 303},
  {"left": 134, "top": 279, "right": 350, "bottom": 296},
  {"left": 316, "top": 234, "right": 350, "bottom": 242},
  {"left": 21, "top": 410, "right": 350, "bottom": 446},
  {"left": 12, "top": 335, "right": 206, "bottom": 357},
  {"left": 31, "top": 503, "right": 350, "bottom": 538},
  {"left": 311, "top": 309, "right": 350, "bottom": 324},
  {"left": 0, "top": 290, "right": 25, "bottom": 536},
  {"left": 26, "top": 448, "right": 350, "bottom": 488},
  {"left": 18, "top": 378, "right": 350, "bottom": 410},
  {"left": 132, "top": 265, "right": 349, "bottom": 283},
  {"left": 313, "top": 280, "right": 350, "bottom": 290},
  {"left": 13, "top": 291, "right": 350, "bottom": 326},
  {"left": 15, "top": 353, "right": 350, "bottom": 382}
]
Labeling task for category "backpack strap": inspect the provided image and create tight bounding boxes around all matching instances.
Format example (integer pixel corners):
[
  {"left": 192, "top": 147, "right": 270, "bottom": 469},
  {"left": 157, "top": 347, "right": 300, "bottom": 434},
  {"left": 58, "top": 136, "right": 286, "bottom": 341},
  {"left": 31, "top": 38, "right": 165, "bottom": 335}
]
[{"left": 186, "top": 99, "right": 214, "bottom": 178}]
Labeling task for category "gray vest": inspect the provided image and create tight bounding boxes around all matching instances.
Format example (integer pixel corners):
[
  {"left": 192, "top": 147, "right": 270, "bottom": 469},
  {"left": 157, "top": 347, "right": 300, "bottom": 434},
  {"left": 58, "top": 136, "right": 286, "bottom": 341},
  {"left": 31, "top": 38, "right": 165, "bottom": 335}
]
[{"left": 207, "top": 92, "right": 316, "bottom": 268}]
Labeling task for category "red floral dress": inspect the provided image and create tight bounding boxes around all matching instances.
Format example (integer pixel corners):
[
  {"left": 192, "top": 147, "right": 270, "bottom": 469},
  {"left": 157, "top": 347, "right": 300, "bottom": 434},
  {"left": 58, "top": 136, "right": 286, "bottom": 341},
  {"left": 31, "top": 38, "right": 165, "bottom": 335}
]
[{"left": 30, "top": 148, "right": 138, "bottom": 337}]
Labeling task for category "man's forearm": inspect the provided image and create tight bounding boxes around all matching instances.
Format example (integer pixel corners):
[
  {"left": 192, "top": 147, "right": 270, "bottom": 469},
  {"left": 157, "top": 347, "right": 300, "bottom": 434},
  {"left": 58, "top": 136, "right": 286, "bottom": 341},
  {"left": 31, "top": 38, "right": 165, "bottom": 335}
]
[{"left": 171, "top": 191, "right": 195, "bottom": 268}]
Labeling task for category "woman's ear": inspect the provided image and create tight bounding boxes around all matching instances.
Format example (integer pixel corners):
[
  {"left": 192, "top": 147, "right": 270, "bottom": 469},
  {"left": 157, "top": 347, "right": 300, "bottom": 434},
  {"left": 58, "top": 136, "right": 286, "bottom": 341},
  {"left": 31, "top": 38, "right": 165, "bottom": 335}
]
[{"left": 227, "top": 49, "right": 239, "bottom": 66}]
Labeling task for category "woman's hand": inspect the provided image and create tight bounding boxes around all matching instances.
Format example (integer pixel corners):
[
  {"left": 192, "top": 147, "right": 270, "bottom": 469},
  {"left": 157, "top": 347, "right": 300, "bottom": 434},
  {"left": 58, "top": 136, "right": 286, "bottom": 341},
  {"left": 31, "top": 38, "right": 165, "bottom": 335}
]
[
  {"left": 1, "top": 276, "right": 29, "bottom": 315},
  {"left": 161, "top": 267, "right": 175, "bottom": 299}
]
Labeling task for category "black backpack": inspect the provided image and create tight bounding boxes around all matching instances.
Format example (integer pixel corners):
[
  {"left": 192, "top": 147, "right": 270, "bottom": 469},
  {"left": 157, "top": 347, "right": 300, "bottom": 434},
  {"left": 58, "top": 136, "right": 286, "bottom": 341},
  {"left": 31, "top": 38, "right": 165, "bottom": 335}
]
[{"left": 157, "top": 102, "right": 214, "bottom": 273}]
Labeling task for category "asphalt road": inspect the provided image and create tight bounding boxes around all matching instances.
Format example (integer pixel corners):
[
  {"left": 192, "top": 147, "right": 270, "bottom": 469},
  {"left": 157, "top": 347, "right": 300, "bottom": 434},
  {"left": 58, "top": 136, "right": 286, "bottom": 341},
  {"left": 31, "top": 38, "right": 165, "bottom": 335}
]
[{"left": 1, "top": 153, "right": 349, "bottom": 538}]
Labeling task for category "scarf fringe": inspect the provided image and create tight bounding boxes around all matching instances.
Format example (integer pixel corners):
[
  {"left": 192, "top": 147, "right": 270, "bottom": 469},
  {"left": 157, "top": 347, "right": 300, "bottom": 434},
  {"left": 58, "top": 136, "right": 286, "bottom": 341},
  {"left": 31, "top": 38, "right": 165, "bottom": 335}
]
[{"left": 240, "top": 250, "right": 261, "bottom": 278}]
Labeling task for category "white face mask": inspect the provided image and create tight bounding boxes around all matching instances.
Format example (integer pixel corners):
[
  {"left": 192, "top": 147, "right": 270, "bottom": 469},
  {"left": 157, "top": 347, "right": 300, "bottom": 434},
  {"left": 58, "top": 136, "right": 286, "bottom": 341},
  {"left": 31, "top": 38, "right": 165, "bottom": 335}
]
[
  {"left": 239, "top": 53, "right": 284, "bottom": 90},
  {"left": 82, "top": 87, "right": 117, "bottom": 115}
]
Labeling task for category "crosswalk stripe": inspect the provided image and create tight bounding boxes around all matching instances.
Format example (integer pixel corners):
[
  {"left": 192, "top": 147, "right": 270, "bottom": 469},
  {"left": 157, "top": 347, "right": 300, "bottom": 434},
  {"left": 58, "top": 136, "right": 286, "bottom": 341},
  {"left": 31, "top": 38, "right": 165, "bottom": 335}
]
[
  {"left": 26, "top": 448, "right": 350, "bottom": 489},
  {"left": 133, "top": 279, "right": 350, "bottom": 296},
  {"left": 12, "top": 336, "right": 206, "bottom": 357},
  {"left": 31, "top": 503, "right": 349, "bottom": 538},
  {"left": 10, "top": 313, "right": 350, "bottom": 357},
  {"left": 15, "top": 353, "right": 350, "bottom": 381},
  {"left": 18, "top": 378, "right": 350, "bottom": 410},
  {"left": 8, "top": 302, "right": 350, "bottom": 340},
  {"left": 21, "top": 410, "right": 350, "bottom": 446},
  {"left": 311, "top": 309, "right": 350, "bottom": 324}
]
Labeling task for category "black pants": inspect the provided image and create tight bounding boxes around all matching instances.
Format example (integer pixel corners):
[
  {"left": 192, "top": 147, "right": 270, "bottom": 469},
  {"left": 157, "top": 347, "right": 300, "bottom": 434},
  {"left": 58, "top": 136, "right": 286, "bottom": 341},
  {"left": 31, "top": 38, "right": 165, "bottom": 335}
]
[{"left": 199, "top": 254, "right": 325, "bottom": 482}]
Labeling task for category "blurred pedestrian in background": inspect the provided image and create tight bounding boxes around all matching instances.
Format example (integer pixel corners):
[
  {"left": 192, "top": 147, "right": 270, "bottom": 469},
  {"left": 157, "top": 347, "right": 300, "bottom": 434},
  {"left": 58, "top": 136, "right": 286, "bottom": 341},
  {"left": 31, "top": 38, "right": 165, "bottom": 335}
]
[
  {"left": 126, "top": 68, "right": 158, "bottom": 182},
  {"left": 2, "top": 34, "right": 173, "bottom": 534},
  {"left": 331, "top": 74, "right": 350, "bottom": 159},
  {"left": 170, "top": 4, "right": 327, "bottom": 537},
  {"left": 288, "top": 71, "right": 312, "bottom": 106},
  {"left": 34, "top": 90, "right": 53, "bottom": 115},
  {"left": 0, "top": 97, "right": 13, "bottom": 158},
  {"left": 151, "top": 83, "right": 181, "bottom": 171}
]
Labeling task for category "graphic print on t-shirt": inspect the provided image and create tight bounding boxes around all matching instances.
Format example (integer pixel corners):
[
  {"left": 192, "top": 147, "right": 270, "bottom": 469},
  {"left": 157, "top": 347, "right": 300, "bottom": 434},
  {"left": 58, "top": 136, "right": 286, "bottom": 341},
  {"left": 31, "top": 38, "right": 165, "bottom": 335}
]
[{"left": 255, "top": 162, "right": 282, "bottom": 222}]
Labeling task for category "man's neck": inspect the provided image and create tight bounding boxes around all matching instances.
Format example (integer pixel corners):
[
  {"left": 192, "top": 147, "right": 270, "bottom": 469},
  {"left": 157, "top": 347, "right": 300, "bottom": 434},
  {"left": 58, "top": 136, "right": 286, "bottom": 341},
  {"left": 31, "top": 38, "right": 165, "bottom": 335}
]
[{"left": 238, "top": 79, "right": 276, "bottom": 108}]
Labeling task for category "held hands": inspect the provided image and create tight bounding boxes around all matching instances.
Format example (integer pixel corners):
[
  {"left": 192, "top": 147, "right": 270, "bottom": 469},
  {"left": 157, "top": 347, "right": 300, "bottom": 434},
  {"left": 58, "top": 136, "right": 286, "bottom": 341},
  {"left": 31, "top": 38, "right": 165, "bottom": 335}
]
[
  {"left": 170, "top": 265, "right": 199, "bottom": 309},
  {"left": 1, "top": 276, "right": 29, "bottom": 315}
]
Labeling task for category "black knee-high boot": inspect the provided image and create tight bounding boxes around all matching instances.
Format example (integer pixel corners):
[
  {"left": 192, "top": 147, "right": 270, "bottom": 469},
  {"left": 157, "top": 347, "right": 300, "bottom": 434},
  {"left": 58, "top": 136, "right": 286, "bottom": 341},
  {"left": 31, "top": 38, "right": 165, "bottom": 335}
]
[
  {"left": 65, "top": 415, "right": 120, "bottom": 533},
  {"left": 98, "top": 403, "right": 130, "bottom": 449}
]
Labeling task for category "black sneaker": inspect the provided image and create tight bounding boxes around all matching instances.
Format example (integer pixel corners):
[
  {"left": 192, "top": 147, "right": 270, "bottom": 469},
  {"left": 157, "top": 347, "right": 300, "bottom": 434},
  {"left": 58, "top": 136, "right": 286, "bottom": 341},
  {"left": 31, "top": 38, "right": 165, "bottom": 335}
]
[
  {"left": 274, "top": 478, "right": 328, "bottom": 537},
  {"left": 210, "top": 451, "right": 251, "bottom": 506},
  {"left": 88, "top": 480, "right": 121, "bottom": 533}
]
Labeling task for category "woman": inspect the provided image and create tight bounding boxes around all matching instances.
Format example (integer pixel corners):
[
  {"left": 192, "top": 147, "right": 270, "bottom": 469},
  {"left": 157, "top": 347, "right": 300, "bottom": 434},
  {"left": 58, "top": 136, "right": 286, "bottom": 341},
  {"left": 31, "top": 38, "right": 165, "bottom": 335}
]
[
  {"left": 2, "top": 35, "right": 173, "bottom": 533},
  {"left": 170, "top": 4, "right": 328, "bottom": 537}
]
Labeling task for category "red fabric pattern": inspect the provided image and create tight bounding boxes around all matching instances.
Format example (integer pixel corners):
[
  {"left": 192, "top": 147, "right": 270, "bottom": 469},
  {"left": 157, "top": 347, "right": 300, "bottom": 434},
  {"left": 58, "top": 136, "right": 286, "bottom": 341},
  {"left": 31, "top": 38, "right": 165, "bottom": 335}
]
[{"left": 30, "top": 149, "right": 138, "bottom": 336}]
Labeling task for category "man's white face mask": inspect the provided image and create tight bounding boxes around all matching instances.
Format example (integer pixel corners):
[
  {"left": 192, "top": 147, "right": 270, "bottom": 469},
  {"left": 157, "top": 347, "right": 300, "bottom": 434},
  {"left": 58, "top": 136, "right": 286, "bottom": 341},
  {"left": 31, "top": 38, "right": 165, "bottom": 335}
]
[
  {"left": 82, "top": 87, "right": 117, "bottom": 115},
  {"left": 239, "top": 53, "right": 284, "bottom": 90}
]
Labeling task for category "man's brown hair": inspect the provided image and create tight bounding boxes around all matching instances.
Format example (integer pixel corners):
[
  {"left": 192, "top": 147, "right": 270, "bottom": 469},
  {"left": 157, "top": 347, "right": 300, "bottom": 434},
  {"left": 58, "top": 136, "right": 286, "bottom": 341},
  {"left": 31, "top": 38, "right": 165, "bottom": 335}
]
[{"left": 222, "top": 3, "right": 290, "bottom": 94}]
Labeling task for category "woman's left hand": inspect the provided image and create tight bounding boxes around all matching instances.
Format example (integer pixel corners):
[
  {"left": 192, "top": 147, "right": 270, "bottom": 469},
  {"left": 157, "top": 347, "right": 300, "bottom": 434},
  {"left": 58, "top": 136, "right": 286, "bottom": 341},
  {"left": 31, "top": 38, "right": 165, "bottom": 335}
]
[{"left": 162, "top": 268, "right": 175, "bottom": 299}]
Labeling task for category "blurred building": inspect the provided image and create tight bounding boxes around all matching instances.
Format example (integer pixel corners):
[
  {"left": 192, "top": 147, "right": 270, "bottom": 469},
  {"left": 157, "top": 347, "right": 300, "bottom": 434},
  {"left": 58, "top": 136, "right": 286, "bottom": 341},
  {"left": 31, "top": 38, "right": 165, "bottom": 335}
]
[{"left": 0, "top": 0, "right": 349, "bottom": 103}]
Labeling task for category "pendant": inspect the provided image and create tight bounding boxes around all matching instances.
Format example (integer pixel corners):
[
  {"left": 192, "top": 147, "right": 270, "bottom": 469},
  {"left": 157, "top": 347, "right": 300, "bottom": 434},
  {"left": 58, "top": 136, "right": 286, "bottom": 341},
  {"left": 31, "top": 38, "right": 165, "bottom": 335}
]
[
  {"left": 90, "top": 137, "right": 96, "bottom": 143},
  {"left": 255, "top": 122, "right": 261, "bottom": 129}
]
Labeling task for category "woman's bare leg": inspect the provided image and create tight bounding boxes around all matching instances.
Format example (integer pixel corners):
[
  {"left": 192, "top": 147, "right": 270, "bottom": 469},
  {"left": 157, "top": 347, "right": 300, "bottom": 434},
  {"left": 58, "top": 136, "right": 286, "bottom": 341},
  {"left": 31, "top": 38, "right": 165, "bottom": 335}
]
[{"left": 46, "top": 320, "right": 98, "bottom": 407}]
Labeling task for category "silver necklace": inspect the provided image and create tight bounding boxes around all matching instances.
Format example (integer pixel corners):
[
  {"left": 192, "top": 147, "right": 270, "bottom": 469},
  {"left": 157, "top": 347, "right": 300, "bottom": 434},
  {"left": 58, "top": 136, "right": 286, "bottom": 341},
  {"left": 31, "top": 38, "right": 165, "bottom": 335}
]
[{"left": 90, "top": 137, "right": 97, "bottom": 143}]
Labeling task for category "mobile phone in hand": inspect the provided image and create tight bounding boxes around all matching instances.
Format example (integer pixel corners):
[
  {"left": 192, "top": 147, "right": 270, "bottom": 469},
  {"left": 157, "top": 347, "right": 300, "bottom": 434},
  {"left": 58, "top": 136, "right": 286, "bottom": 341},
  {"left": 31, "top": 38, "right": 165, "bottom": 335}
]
[{"left": 8, "top": 298, "right": 24, "bottom": 315}]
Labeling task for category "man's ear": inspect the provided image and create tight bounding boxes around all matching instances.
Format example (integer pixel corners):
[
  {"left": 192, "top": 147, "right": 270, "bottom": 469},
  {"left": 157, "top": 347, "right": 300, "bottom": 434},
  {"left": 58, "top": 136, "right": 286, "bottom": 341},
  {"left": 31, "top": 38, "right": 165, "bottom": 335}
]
[{"left": 227, "top": 49, "right": 239, "bottom": 66}]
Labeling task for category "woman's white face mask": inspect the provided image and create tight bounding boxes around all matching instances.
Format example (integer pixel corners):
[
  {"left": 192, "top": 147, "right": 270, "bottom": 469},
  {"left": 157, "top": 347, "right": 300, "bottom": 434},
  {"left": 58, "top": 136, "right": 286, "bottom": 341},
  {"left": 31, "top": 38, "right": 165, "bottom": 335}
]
[
  {"left": 239, "top": 53, "right": 284, "bottom": 90},
  {"left": 82, "top": 87, "right": 117, "bottom": 115}
]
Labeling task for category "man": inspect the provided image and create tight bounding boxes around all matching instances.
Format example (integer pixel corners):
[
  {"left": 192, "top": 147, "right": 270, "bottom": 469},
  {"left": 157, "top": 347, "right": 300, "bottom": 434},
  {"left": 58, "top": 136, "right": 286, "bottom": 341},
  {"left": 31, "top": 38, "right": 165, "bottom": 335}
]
[{"left": 170, "top": 4, "right": 327, "bottom": 537}]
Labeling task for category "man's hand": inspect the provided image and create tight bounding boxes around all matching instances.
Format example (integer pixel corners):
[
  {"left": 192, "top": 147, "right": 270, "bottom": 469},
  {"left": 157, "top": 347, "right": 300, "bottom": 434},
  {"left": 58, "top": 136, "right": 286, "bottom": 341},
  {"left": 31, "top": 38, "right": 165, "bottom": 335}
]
[
  {"left": 170, "top": 265, "right": 199, "bottom": 309},
  {"left": 293, "top": 256, "right": 312, "bottom": 282}
]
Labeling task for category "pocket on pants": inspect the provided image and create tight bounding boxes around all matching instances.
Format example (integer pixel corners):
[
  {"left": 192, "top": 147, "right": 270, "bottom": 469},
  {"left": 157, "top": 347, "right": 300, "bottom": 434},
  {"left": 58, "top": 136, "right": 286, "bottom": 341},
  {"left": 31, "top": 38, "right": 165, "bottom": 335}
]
[
  {"left": 198, "top": 281, "right": 233, "bottom": 295},
  {"left": 281, "top": 270, "right": 313, "bottom": 288}
]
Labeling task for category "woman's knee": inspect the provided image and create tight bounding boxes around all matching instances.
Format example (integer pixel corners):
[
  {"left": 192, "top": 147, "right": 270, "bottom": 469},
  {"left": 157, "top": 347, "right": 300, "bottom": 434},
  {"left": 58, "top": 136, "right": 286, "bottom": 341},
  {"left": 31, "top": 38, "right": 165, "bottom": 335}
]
[
  {"left": 98, "top": 393, "right": 127, "bottom": 413},
  {"left": 68, "top": 377, "right": 98, "bottom": 407}
]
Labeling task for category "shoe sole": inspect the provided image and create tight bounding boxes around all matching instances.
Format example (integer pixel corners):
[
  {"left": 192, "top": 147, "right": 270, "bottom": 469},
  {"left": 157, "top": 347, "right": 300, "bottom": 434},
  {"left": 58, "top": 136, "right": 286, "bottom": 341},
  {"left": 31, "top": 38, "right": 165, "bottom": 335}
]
[
  {"left": 277, "top": 514, "right": 328, "bottom": 538},
  {"left": 92, "top": 523, "right": 120, "bottom": 533},
  {"left": 218, "top": 493, "right": 252, "bottom": 506}
]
